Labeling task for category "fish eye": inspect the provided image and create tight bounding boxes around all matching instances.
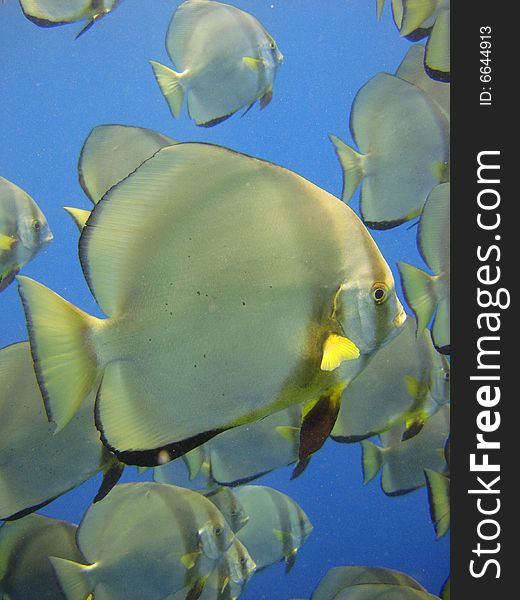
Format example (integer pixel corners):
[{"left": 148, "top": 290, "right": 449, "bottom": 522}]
[
  {"left": 371, "top": 283, "right": 388, "bottom": 305},
  {"left": 32, "top": 219, "right": 41, "bottom": 232},
  {"left": 269, "top": 41, "right": 276, "bottom": 50},
  {"left": 240, "top": 557, "right": 247, "bottom": 566},
  {"left": 214, "top": 526, "right": 222, "bottom": 536},
  {"left": 444, "top": 370, "right": 450, "bottom": 381}
]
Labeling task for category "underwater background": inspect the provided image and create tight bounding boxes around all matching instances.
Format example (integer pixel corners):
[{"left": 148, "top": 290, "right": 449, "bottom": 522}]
[{"left": 0, "top": 1, "right": 449, "bottom": 598}]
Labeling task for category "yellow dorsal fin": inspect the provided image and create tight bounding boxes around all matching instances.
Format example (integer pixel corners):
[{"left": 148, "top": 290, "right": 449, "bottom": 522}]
[
  {"left": 243, "top": 56, "right": 265, "bottom": 71},
  {"left": 181, "top": 550, "right": 200, "bottom": 570},
  {"left": 320, "top": 333, "right": 360, "bottom": 371},
  {"left": 404, "top": 375, "right": 428, "bottom": 399}
]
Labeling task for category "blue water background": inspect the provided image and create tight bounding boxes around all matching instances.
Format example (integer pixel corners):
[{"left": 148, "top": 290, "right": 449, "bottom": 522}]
[{"left": 1, "top": 1, "right": 448, "bottom": 598}]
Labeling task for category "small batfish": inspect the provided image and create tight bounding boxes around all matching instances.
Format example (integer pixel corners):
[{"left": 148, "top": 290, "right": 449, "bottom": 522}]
[
  {"left": 19, "top": 0, "right": 121, "bottom": 38},
  {"left": 398, "top": 182, "right": 450, "bottom": 353},
  {"left": 150, "top": 0, "right": 283, "bottom": 126},
  {"left": 0, "top": 176, "right": 52, "bottom": 292},
  {"left": 235, "top": 485, "right": 313, "bottom": 573},
  {"left": 0, "top": 342, "right": 120, "bottom": 521},
  {"left": 208, "top": 405, "right": 303, "bottom": 485},
  {"left": 156, "top": 406, "right": 303, "bottom": 488},
  {"left": 18, "top": 142, "right": 405, "bottom": 468},
  {"left": 330, "top": 72, "right": 449, "bottom": 228},
  {"left": 311, "top": 565, "right": 429, "bottom": 600},
  {"left": 168, "top": 538, "right": 256, "bottom": 600},
  {"left": 50, "top": 483, "right": 235, "bottom": 600},
  {"left": 331, "top": 316, "right": 449, "bottom": 443},
  {"left": 361, "top": 404, "right": 450, "bottom": 496},
  {"left": 0, "top": 514, "right": 88, "bottom": 600}
]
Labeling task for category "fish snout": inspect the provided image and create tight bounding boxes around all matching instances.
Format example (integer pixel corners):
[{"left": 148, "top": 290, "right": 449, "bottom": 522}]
[{"left": 393, "top": 300, "right": 406, "bottom": 328}]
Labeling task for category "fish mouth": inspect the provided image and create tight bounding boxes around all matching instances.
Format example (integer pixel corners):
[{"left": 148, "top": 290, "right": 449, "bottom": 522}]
[{"left": 393, "top": 302, "right": 406, "bottom": 328}]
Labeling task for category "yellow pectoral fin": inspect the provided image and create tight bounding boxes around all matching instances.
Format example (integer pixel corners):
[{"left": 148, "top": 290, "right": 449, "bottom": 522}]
[
  {"left": 220, "top": 576, "right": 230, "bottom": 594},
  {"left": 0, "top": 234, "right": 17, "bottom": 250},
  {"left": 273, "top": 529, "right": 291, "bottom": 543},
  {"left": 181, "top": 550, "right": 201, "bottom": 570},
  {"left": 320, "top": 333, "right": 360, "bottom": 371},
  {"left": 243, "top": 56, "right": 265, "bottom": 71},
  {"left": 404, "top": 375, "right": 428, "bottom": 400},
  {"left": 275, "top": 425, "right": 299, "bottom": 441}
]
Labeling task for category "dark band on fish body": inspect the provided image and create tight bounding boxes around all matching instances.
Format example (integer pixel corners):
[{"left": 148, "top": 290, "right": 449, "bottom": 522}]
[
  {"left": 330, "top": 431, "right": 378, "bottom": 444},
  {"left": 363, "top": 216, "right": 410, "bottom": 231},
  {"left": 19, "top": 12, "right": 66, "bottom": 28},
  {"left": 198, "top": 113, "right": 235, "bottom": 128},
  {"left": 0, "top": 269, "right": 18, "bottom": 293},
  {"left": 95, "top": 387, "right": 225, "bottom": 466},
  {"left": 424, "top": 64, "right": 450, "bottom": 83},
  {"left": 213, "top": 469, "right": 271, "bottom": 488},
  {"left": 404, "top": 27, "right": 432, "bottom": 42},
  {"left": 435, "top": 343, "right": 451, "bottom": 355},
  {"left": 2, "top": 495, "right": 59, "bottom": 522},
  {"left": 384, "top": 484, "right": 424, "bottom": 497}
]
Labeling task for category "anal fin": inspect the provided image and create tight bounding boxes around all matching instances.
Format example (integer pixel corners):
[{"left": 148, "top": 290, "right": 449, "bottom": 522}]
[{"left": 297, "top": 386, "right": 343, "bottom": 465}]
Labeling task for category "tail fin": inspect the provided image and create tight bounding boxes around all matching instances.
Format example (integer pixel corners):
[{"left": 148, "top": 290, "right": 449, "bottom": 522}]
[
  {"left": 150, "top": 60, "right": 186, "bottom": 118},
  {"left": 17, "top": 276, "right": 102, "bottom": 432},
  {"left": 397, "top": 262, "right": 438, "bottom": 334},
  {"left": 50, "top": 557, "right": 93, "bottom": 600},
  {"left": 360, "top": 440, "right": 384, "bottom": 484},
  {"left": 64, "top": 206, "right": 91, "bottom": 232},
  {"left": 329, "top": 134, "right": 366, "bottom": 204},
  {"left": 424, "top": 468, "right": 450, "bottom": 538}
]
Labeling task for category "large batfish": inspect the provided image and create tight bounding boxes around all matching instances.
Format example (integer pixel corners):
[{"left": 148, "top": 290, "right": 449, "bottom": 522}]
[{"left": 18, "top": 142, "right": 405, "bottom": 467}]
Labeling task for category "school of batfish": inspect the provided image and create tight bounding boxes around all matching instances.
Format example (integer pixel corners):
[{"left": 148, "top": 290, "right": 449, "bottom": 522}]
[{"left": 1, "top": 1, "right": 451, "bottom": 599}]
